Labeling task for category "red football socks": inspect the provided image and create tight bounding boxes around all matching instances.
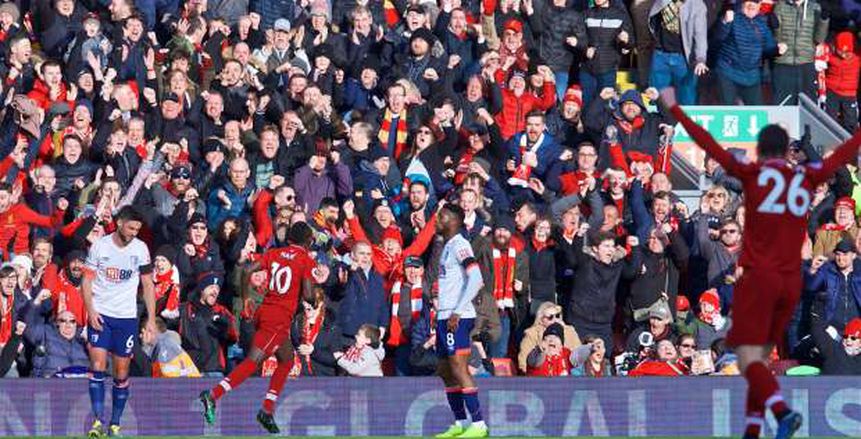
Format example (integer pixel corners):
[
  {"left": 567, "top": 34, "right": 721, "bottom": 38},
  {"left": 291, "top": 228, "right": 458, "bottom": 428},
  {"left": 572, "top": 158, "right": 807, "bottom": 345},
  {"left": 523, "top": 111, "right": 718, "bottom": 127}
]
[
  {"left": 262, "top": 361, "right": 291, "bottom": 414},
  {"left": 745, "top": 361, "right": 789, "bottom": 419},
  {"left": 744, "top": 389, "right": 764, "bottom": 438},
  {"left": 212, "top": 358, "right": 259, "bottom": 401}
]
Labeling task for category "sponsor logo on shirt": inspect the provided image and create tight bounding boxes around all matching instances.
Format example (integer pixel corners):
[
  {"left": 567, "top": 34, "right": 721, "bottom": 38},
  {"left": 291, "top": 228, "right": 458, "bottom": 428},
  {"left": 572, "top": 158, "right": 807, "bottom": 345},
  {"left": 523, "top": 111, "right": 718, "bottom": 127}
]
[{"left": 104, "top": 267, "right": 134, "bottom": 281}]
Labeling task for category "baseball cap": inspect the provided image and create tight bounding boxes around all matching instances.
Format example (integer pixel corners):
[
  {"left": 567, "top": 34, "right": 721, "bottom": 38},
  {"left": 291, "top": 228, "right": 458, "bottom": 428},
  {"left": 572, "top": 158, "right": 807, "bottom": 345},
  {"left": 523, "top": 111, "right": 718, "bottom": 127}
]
[
  {"left": 834, "top": 237, "right": 856, "bottom": 254},
  {"left": 274, "top": 18, "right": 291, "bottom": 33},
  {"left": 163, "top": 92, "right": 181, "bottom": 103},
  {"left": 404, "top": 255, "right": 423, "bottom": 268},
  {"left": 649, "top": 304, "right": 672, "bottom": 321},
  {"left": 170, "top": 164, "right": 192, "bottom": 179}
]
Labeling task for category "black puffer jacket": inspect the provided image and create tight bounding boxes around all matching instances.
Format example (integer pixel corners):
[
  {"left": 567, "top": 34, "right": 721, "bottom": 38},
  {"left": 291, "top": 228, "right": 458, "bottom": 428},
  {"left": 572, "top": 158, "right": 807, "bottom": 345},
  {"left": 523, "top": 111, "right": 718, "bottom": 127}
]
[
  {"left": 535, "top": 0, "right": 587, "bottom": 73},
  {"left": 583, "top": 2, "right": 634, "bottom": 74},
  {"left": 568, "top": 239, "right": 643, "bottom": 325}
]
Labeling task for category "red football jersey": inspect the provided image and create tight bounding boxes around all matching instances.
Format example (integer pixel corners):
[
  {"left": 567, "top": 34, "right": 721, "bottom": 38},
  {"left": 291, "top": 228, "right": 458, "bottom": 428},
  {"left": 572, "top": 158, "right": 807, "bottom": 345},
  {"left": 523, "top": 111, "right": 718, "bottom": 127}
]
[
  {"left": 259, "top": 244, "right": 315, "bottom": 314},
  {"left": 672, "top": 106, "right": 861, "bottom": 272}
]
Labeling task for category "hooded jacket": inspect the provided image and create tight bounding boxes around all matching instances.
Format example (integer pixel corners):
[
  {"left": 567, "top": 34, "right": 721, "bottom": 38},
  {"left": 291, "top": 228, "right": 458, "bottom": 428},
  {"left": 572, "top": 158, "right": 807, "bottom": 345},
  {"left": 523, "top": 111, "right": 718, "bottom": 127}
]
[
  {"left": 773, "top": 0, "right": 829, "bottom": 65},
  {"left": 825, "top": 32, "right": 860, "bottom": 97}
]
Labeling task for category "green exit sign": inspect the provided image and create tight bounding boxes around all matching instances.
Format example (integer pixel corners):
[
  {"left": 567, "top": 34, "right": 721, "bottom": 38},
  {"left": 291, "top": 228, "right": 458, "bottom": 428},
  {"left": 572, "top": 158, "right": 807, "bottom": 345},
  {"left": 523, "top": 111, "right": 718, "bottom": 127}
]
[{"left": 673, "top": 108, "right": 771, "bottom": 143}]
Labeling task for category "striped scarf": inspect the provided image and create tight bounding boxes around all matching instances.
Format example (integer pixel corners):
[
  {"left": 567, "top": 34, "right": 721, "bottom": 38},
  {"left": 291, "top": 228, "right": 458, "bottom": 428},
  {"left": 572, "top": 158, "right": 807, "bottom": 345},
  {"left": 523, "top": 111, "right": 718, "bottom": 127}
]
[
  {"left": 387, "top": 280, "right": 423, "bottom": 346},
  {"left": 378, "top": 108, "right": 408, "bottom": 161},
  {"left": 492, "top": 247, "right": 516, "bottom": 309},
  {"left": 292, "top": 309, "right": 325, "bottom": 375}
]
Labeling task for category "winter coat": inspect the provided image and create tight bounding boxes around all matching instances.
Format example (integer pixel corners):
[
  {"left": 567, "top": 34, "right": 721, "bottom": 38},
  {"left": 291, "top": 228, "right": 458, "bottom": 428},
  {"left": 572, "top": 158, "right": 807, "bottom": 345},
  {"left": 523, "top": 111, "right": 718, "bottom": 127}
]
[
  {"left": 535, "top": 2, "right": 587, "bottom": 73},
  {"left": 583, "top": 3, "right": 634, "bottom": 74},
  {"left": 250, "top": 0, "right": 296, "bottom": 30},
  {"left": 495, "top": 82, "right": 557, "bottom": 140},
  {"left": 826, "top": 43, "right": 860, "bottom": 97},
  {"left": 696, "top": 214, "right": 740, "bottom": 289},
  {"left": 691, "top": 317, "right": 731, "bottom": 349},
  {"left": 715, "top": 10, "right": 777, "bottom": 87},
  {"left": 805, "top": 261, "right": 861, "bottom": 328},
  {"left": 518, "top": 323, "right": 581, "bottom": 373},
  {"left": 337, "top": 344, "right": 385, "bottom": 377},
  {"left": 293, "top": 163, "right": 353, "bottom": 213},
  {"left": 773, "top": 0, "right": 829, "bottom": 65},
  {"left": 24, "top": 305, "right": 89, "bottom": 378},
  {"left": 409, "top": 303, "right": 439, "bottom": 376},
  {"left": 337, "top": 268, "right": 389, "bottom": 337},
  {"left": 810, "top": 318, "right": 861, "bottom": 375},
  {"left": 175, "top": 240, "right": 226, "bottom": 295},
  {"left": 179, "top": 300, "right": 238, "bottom": 374},
  {"left": 505, "top": 131, "right": 563, "bottom": 182},
  {"left": 205, "top": 181, "right": 257, "bottom": 229},
  {"left": 584, "top": 92, "right": 667, "bottom": 167},
  {"left": 649, "top": 0, "right": 708, "bottom": 65},
  {"left": 290, "top": 309, "right": 342, "bottom": 377},
  {"left": 568, "top": 238, "right": 643, "bottom": 325}
]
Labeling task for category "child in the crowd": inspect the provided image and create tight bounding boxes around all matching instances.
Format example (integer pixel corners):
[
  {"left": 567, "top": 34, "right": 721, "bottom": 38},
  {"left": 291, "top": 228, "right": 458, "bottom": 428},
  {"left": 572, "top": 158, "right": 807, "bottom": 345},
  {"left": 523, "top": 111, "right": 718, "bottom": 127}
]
[
  {"left": 825, "top": 31, "right": 859, "bottom": 132},
  {"left": 334, "top": 324, "right": 385, "bottom": 377}
]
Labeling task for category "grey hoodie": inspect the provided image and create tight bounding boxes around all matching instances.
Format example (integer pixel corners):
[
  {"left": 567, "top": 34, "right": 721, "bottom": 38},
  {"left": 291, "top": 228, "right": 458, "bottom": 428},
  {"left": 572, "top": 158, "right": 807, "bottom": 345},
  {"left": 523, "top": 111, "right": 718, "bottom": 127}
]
[{"left": 337, "top": 344, "right": 386, "bottom": 377}]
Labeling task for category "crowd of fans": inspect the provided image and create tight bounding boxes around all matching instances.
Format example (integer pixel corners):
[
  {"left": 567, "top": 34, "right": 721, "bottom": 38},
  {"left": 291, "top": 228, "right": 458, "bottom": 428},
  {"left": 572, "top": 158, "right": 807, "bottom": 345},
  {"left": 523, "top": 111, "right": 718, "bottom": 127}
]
[{"left": 0, "top": 0, "right": 859, "bottom": 379}]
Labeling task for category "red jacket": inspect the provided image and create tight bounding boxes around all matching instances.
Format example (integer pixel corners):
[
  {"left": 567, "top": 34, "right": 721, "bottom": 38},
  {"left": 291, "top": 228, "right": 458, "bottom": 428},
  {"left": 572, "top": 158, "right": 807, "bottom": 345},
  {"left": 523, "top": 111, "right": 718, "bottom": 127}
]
[
  {"left": 527, "top": 347, "right": 573, "bottom": 377},
  {"left": 826, "top": 51, "right": 860, "bottom": 97},
  {"left": 26, "top": 79, "right": 74, "bottom": 110},
  {"left": 494, "top": 82, "right": 556, "bottom": 140},
  {"left": 628, "top": 359, "right": 689, "bottom": 376},
  {"left": 0, "top": 203, "right": 65, "bottom": 259},
  {"left": 46, "top": 268, "right": 87, "bottom": 326},
  {"left": 253, "top": 189, "right": 275, "bottom": 248},
  {"left": 346, "top": 215, "right": 437, "bottom": 292}
]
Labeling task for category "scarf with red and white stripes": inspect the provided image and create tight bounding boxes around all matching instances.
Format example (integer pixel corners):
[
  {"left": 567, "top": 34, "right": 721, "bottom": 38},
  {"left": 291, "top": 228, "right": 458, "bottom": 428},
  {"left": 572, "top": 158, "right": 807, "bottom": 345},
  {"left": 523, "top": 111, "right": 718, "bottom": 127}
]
[
  {"left": 387, "top": 280, "right": 423, "bottom": 347},
  {"left": 492, "top": 247, "right": 516, "bottom": 309}
]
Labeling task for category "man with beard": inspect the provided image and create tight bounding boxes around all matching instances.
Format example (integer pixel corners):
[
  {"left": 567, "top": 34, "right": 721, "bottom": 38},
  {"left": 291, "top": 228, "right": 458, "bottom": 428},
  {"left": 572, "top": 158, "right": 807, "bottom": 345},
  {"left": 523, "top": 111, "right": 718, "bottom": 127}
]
[
  {"left": 147, "top": 163, "right": 203, "bottom": 218},
  {"left": 46, "top": 250, "right": 87, "bottom": 327},
  {"left": 398, "top": 180, "right": 433, "bottom": 246},
  {"left": 505, "top": 110, "right": 561, "bottom": 189},
  {"left": 188, "top": 91, "right": 226, "bottom": 143},
  {"left": 389, "top": 28, "right": 446, "bottom": 100},
  {"left": 586, "top": 88, "right": 671, "bottom": 169},
  {"left": 309, "top": 197, "right": 346, "bottom": 260},
  {"left": 487, "top": 216, "right": 529, "bottom": 359}
]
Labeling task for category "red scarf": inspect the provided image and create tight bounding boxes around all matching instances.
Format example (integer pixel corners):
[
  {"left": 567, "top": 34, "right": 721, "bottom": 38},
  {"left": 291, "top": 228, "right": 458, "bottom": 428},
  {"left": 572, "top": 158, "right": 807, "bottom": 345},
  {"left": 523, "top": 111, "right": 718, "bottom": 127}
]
[
  {"left": 616, "top": 116, "right": 644, "bottom": 135},
  {"left": 155, "top": 267, "right": 181, "bottom": 314},
  {"left": 343, "top": 344, "right": 365, "bottom": 362},
  {"left": 293, "top": 310, "right": 325, "bottom": 375},
  {"left": 528, "top": 347, "right": 572, "bottom": 376},
  {"left": 378, "top": 109, "right": 408, "bottom": 161},
  {"left": 388, "top": 281, "right": 423, "bottom": 347},
  {"left": 0, "top": 293, "right": 14, "bottom": 345},
  {"left": 383, "top": 0, "right": 400, "bottom": 28},
  {"left": 492, "top": 247, "right": 516, "bottom": 310},
  {"left": 454, "top": 147, "right": 478, "bottom": 185}
]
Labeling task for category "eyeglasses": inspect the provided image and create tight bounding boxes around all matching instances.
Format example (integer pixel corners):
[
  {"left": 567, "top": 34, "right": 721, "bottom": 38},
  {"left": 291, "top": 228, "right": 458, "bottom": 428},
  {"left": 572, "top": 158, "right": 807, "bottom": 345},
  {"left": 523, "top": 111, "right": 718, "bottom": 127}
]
[
  {"left": 680, "top": 343, "right": 696, "bottom": 348},
  {"left": 172, "top": 170, "right": 191, "bottom": 179},
  {"left": 544, "top": 313, "right": 561, "bottom": 320}
]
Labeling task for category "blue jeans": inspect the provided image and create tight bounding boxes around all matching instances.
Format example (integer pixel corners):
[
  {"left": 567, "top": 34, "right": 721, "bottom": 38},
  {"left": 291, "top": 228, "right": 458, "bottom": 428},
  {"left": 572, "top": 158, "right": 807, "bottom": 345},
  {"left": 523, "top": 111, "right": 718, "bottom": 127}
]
[
  {"left": 554, "top": 72, "right": 570, "bottom": 101},
  {"left": 580, "top": 70, "right": 618, "bottom": 109},
  {"left": 649, "top": 50, "right": 698, "bottom": 105},
  {"left": 489, "top": 314, "right": 511, "bottom": 359}
]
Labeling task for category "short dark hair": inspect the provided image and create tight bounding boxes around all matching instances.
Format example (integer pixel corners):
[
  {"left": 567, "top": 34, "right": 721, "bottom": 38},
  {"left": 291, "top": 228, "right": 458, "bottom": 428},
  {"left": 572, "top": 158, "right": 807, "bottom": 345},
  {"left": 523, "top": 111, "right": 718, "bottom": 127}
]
[
  {"left": 0, "top": 266, "right": 17, "bottom": 278},
  {"left": 318, "top": 197, "right": 339, "bottom": 211},
  {"left": 115, "top": 206, "right": 144, "bottom": 223},
  {"left": 441, "top": 203, "right": 465, "bottom": 225},
  {"left": 525, "top": 110, "right": 545, "bottom": 122},
  {"left": 288, "top": 221, "right": 314, "bottom": 246},
  {"left": 589, "top": 230, "right": 617, "bottom": 247},
  {"left": 757, "top": 124, "right": 789, "bottom": 159}
]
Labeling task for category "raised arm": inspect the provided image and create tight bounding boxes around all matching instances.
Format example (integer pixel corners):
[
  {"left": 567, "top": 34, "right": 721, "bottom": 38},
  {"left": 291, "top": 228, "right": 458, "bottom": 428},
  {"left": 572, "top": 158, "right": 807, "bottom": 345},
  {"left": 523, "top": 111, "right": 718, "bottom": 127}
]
[
  {"left": 809, "top": 129, "right": 861, "bottom": 185},
  {"left": 660, "top": 88, "right": 742, "bottom": 176}
]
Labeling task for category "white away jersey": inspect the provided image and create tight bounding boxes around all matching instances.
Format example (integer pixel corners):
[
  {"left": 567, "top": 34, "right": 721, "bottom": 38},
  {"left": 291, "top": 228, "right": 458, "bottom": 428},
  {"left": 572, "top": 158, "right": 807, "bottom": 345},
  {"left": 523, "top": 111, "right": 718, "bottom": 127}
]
[
  {"left": 85, "top": 234, "right": 152, "bottom": 319},
  {"left": 437, "top": 234, "right": 480, "bottom": 320}
]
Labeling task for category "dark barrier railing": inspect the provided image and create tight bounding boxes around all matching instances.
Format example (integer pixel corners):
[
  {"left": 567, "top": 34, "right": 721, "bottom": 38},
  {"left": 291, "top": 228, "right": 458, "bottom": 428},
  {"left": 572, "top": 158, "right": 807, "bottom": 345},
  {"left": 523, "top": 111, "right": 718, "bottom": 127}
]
[{"left": 0, "top": 377, "right": 859, "bottom": 436}]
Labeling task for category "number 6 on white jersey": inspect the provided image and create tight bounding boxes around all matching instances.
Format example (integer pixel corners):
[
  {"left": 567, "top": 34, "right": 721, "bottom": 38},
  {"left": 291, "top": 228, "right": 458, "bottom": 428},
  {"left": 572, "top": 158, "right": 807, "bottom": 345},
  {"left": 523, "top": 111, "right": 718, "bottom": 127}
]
[{"left": 757, "top": 168, "right": 810, "bottom": 217}]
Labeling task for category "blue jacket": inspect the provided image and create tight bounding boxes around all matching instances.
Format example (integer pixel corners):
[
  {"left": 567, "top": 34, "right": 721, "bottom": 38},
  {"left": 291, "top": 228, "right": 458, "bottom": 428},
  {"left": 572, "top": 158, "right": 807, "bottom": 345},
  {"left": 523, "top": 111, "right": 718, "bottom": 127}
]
[
  {"left": 24, "top": 302, "right": 89, "bottom": 378},
  {"left": 338, "top": 268, "right": 389, "bottom": 337},
  {"left": 505, "top": 131, "right": 562, "bottom": 181},
  {"left": 206, "top": 181, "right": 257, "bottom": 229},
  {"left": 715, "top": 12, "right": 776, "bottom": 87},
  {"left": 805, "top": 261, "right": 861, "bottom": 327},
  {"left": 250, "top": 0, "right": 295, "bottom": 30}
]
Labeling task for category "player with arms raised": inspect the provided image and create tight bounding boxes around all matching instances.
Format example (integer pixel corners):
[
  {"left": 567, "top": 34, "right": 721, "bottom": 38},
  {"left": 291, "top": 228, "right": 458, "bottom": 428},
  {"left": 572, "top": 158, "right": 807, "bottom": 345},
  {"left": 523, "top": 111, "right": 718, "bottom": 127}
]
[
  {"left": 434, "top": 204, "right": 488, "bottom": 438},
  {"left": 199, "top": 222, "right": 328, "bottom": 433},
  {"left": 661, "top": 87, "right": 861, "bottom": 439},
  {"left": 82, "top": 206, "right": 157, "bottom": 438}
]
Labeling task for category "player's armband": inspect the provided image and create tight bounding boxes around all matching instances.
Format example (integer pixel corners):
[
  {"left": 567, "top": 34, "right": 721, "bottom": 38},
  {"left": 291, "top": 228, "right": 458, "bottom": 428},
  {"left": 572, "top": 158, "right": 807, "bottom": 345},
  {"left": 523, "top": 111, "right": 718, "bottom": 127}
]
[
  {"left": 460, "top": 256, "right": 479, "bottom": 272},
  {"left": 140, "top": 263, "right": 154, "bottom": 275}
]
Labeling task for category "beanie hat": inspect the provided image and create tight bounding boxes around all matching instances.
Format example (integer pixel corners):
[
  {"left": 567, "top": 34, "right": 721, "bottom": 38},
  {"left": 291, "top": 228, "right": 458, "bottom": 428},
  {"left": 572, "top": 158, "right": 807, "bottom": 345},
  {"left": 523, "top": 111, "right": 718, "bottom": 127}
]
[
  {"left": 699, "top": 289, "right": 721, "bottom": 311},
  {"left": 0, "top": 3, "right": 20, "bottom": 23},
  {"left": 844, "top": 318, "right": 861, "bottom": 338},
  {"left": 835, "top": 196, "right": 856, "bottom": 212},
  {"left": 543, "top": 322, "right": 565, "bottom": 344},
  {"left": 188, "top": 212, "right": 206, "bottom": 228},
  {"left": 155, "top": 245, "right": 177, "bottom": 266},
  {"left": 676, "top": 295, "right": 690, "bottom": 312},
  {"left": 563, "top": 85, "right": 583, "bottom": 108}
]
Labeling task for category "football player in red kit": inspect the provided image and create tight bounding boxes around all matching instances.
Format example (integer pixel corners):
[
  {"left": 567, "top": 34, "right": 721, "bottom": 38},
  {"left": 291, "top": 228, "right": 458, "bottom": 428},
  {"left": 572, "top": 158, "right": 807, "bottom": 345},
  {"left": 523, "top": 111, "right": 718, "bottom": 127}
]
[
  {"left": 200, "top": 222, "right": 329, "bottom": 433},
  {"left": 661, "top": 87, "right": 861, "bottom": 439}
]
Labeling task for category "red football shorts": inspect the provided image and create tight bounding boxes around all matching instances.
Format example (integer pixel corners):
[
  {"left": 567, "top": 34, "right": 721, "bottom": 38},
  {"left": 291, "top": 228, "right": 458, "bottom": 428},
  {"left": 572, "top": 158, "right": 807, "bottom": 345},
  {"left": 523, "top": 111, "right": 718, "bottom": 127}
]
[
  {"left": 252, "top": 304, "right": 294, "bottom": 357},
  {"left": 726, "top": 267, "right": 801, "bottom": 347}
]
